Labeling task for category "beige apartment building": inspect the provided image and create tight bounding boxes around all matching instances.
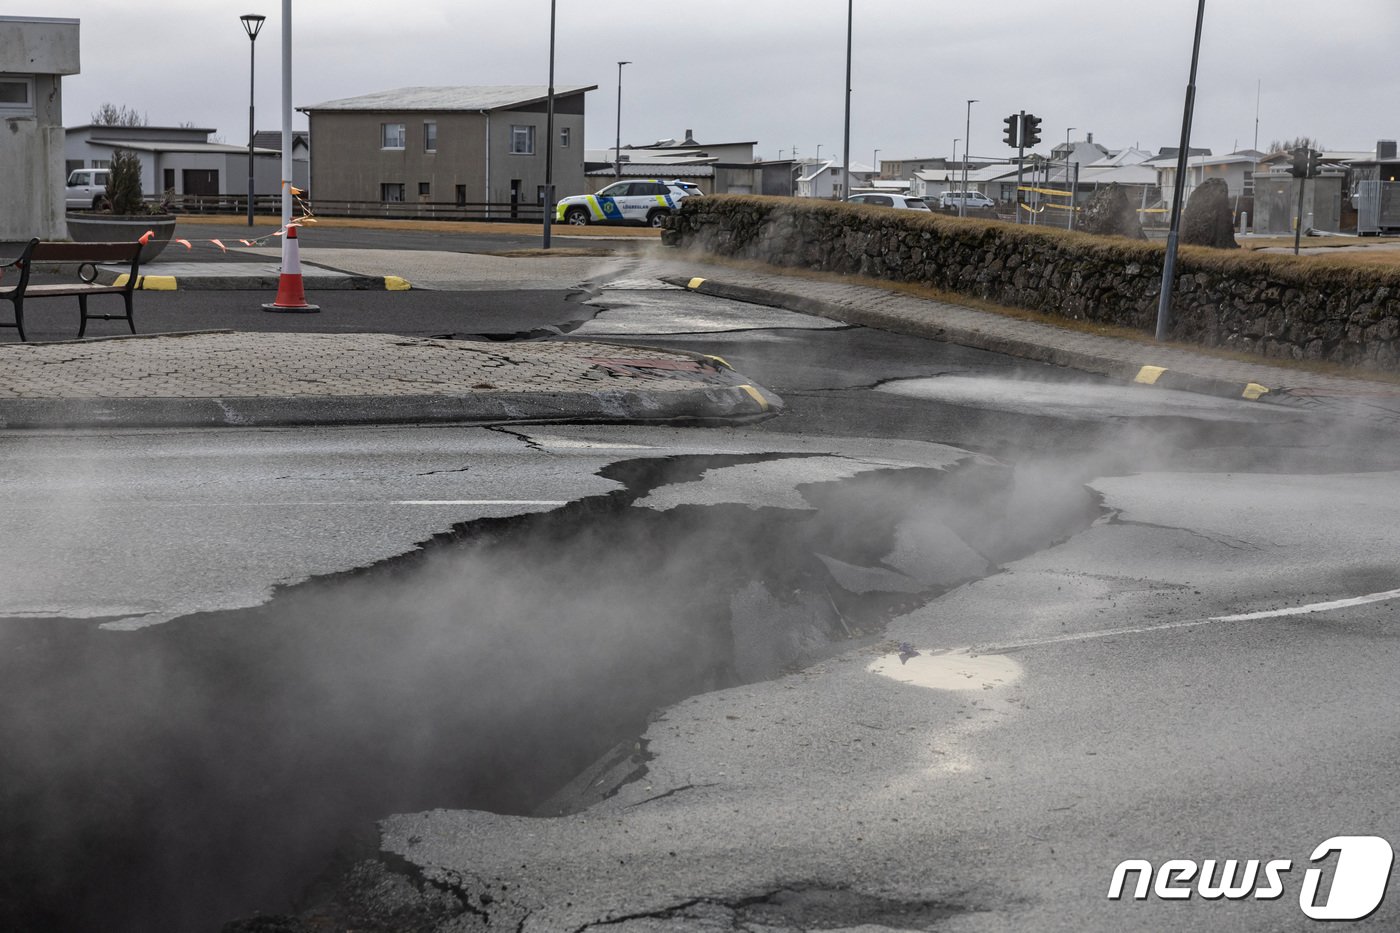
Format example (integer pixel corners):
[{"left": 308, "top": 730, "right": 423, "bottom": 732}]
[{"left": 298, "top": 85, "right": 594, "bottom": 215}]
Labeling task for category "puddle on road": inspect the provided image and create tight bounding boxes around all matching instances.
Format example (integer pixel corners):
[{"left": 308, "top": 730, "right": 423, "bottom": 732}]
[{"left": 868, "top": 649, "right": 1022, "bottom": 690}]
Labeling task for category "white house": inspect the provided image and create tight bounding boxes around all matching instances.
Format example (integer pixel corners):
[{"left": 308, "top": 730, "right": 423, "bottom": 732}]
[
  {"left": 1, "top": 15, "right": 79, "bottom": 239},
  {"left": 65, "top": 124, "right": 283, "bottom": 201},
  {"left": 796, "top": 159, "right": 875, "bottom": 198}
]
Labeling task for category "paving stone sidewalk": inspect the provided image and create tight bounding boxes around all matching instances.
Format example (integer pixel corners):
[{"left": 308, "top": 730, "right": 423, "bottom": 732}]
[{"left": 0, "top": 331, "right": 778, "bottom": 430}]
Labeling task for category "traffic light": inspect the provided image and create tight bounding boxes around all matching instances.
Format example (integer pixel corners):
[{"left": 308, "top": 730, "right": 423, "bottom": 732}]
[
  {"left": 1022, "top": 114, "right": 1042, "bottom": 148},
  {"left": 1308, "top": 150, "right": 1322, "bottom": 176},
  {"left": 1003, "top": 114, "right": 1020, "bottom": 148},
  {"left": 1290, "top": 147, "right": 1310, "bottom": 178}
]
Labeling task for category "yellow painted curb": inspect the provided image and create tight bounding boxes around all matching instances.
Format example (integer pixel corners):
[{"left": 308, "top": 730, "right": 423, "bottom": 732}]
[
  {"left": 687, "top": 277, "right": 707, "bottom": 289},
  {"left": 1134, "top": 365, "right": 1167, "bottom": 385},
  {"left": 737, "top": 384, "right": 769, "bottom": 411},
  {"left": 1242, "top": 383, "right": 1270, "bottom": 400},
  {"left": 384, "top": 276, "right": 412, "bottom": 291},
  {"left": 703, "top": 354, "right": 732, "bottom": 370},
  {"left": 117, "top": 275, "right": 177, "bottom": 290}
]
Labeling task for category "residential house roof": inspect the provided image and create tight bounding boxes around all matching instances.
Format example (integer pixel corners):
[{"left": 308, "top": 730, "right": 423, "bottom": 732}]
[
  {"left": 252, "top": 130, "right": 310, "bottom": 150},
  {"left": 585, "top": 164, "right": 714, "bottom": 178},
  {"left": 636, "top": 129, "right": 758, "bottom": 149},
  {"left": 797, "top": 159, "right": 875, "bottom": 182},
  {"left": 82, "top": 140, "right": 273, "bottom": 155},
  {"left": 299, "top": 85, "right": 596, "bottom": 112}
]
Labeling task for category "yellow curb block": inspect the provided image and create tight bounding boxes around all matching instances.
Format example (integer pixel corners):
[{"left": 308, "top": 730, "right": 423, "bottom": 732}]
[
  {"left": 384, "top": 276, "right": 412, "bottom": 291},
  {"left": 1242, "top": 383, "right": 1270, "bottom": 401},
  {"left": 687, "top": 277, "right": 707, "bottom": 289},
  {"left": 113, "top": 274, "right": 178, "bottom": 290},
  {"left": 1134, "top": 365, "right": 1167, "bottom": 385},
  {"left": 737, "top": 384, "right": 770, "bottom": 412}
]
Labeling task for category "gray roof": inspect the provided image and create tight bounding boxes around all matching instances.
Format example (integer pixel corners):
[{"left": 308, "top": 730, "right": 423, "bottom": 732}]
[
  {"left": 586, "top": 164, "right": 714, "bottom": 178},
  {"left": 85, "top": 140, "right": 271, "bottom": 155},
  {"left": 300, "top": 85, "right": 596, "bottom": 113},
  {"left": 253, "top": 130, "right": 309, "bottom": 150}
]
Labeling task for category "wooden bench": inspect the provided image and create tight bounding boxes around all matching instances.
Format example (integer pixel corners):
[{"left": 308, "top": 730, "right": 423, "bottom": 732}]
[{"left": 0, "top": 238, "right": 143, "bottom": 342}]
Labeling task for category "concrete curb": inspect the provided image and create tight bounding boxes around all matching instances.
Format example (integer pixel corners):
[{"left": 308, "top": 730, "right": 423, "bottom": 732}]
[
  {"left": 664, "top": 274, "right": 1296, "bottom": 408},
  {"left": 98, "top": 270, "right": 412, "bottom": 292},
  {"left": 0, "top": 383, "right": 779, "bottom": 430}
]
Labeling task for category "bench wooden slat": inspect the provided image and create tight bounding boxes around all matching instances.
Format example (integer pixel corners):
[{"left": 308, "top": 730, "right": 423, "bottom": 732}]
[
  {"left": 28, "top": 241, "right": 142, "bottom": 263},
  {"left": 21, "top": 283, "right": 127, "bottom": 296}
]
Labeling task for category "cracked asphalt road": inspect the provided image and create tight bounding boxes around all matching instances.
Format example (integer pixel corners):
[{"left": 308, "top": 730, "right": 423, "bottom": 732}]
[{"left": 7, "top": 271, "right": 1400, "bottom": 932}]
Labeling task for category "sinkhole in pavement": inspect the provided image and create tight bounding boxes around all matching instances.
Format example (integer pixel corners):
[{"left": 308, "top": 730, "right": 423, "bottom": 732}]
[{"left": 0, "top": 451, "right": 1100, "bottom": 933}]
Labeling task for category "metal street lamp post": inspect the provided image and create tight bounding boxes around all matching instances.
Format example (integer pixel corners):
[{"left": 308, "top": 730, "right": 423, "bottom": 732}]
[
  {"left": 614, "top": 61, "right": 631, "bottom": 182},
  {"left": 951, "top": 139, "right": 959, "bottom": 202},
  {"left": 961, "top": 99, "right": 977, "bottom": 217},
  {"left": 1064, "top": 127, "right": 1076, "bottom": 229},
  {"left": 1156, "top": 0, "right": 1208, "bottom": 341},
  {"left": 873, "top": 149, "right": 879, "bottom": 177},
  {"left": 542, "top": 0, "right": 557, "bottom": 249},
  {"left": 841, "top": 0, "right": 852, "bottom": 201},
  {"left": 240, "top": 13, "right": 265, "bottom": 227}
]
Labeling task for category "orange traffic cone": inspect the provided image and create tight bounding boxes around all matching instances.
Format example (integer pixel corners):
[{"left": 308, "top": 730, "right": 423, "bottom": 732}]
[{"left": 262, "top": 224, "right": 320, "bottom": 313}]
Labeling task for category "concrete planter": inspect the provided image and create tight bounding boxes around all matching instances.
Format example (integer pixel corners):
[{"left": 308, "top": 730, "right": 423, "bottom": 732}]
[{"left": 64, "top": 213, "right": 178, "bottom": 263}]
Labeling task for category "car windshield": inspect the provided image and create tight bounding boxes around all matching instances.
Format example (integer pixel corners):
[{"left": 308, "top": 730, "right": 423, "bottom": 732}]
[{"left": 906, "top": 198, "right": 929, "bottom": 209}]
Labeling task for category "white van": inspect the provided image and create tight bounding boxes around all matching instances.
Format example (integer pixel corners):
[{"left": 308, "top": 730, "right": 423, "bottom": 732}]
[
  {"left": 65, "top": 168, "right": 110, "bottom": 210},
  {"left": 939, "top": 190, "right": 995, "bottom": 211}
]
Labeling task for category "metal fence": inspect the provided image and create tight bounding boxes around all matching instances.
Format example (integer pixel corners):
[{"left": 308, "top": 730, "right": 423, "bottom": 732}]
[{"left": 160, "top": 194, "right": 548, "bottom": 223}]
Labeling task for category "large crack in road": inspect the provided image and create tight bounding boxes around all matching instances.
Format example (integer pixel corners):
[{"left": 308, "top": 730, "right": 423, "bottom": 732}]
[{"left": 0, "top": 449, "right": 1100, "bottom": 933}]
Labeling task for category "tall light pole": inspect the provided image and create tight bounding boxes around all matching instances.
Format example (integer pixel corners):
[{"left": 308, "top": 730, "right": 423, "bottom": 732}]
[
  {"left": 240, "top": 13, "right": 265, "bottom": 227},
  {"left": 542, "top": 0, "right": 557, "bottom": 249},
  {"left": 951, "top": 139, "right": 959, "bottom": 202},
  {"left": 961, "top": 99, "right": 977, "bottom": 216},
  {"left": 873, "top": 148, "right": 880, "bottom": 178},
  {"left": 1156, "top": 0, "right": 1208, "bottom": 342},
  {"left": 1064, "top": 127, "right": 1076, "bottom": 229},
  {"left": 841, "top": 0, "right": 853, "bottom": 201},
  {"left": 614, "top": 61, "right": 631, "bottom": 181}
]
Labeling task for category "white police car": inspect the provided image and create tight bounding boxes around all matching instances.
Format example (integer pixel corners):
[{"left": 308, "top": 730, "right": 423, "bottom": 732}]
[{"left": 556, "top": 179, "right": 703, "bottom": 227}]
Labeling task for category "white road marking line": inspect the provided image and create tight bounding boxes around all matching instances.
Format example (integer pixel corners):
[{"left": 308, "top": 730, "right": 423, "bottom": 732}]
[
  {"left": 978, "top": 587, "right": 1400, "bottom": 653},
  {"left": 394, "top": 500, "right": 569, "bottom": 506}
]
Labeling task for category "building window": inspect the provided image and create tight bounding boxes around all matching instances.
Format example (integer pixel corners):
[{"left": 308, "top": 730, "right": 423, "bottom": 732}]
[
  {"left": 510, "top": 124, "right": 535, "bottom": 155},
  {"left": 0, "top": 76, "right": 33, "bottom": 115},
  {"left": 424, "top": 121, "right": 437, "bottom": 152},
  {"left": 560, "top": 126, "right": 571, "bottom": 148},
  {"left": 381, "top": 183, "right": 405, "bottom": 202},
  {"left": 91, "top": 160, "right": 110, "bottom": 169},
  {"left": 419, "top": 182, "right": 431, "bottom": 197},
  {"left": 381, "top": 123, "right": 406, "bottom": 149},
  {"left": 456, "top": 185, "right": 467, "bottom": 207}
]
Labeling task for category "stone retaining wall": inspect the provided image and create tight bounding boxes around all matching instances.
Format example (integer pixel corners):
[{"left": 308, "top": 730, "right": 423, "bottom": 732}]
[{"left": 664, "top": 195, "right": 1400, "bottom": 371}]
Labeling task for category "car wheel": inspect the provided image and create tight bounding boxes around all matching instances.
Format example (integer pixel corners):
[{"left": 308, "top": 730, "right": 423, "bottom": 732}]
[
  {"left": 564, "top": 207, "right": 591, "bottom": 226},
  {"left": 646, "top": 208, "right": 670, "bottom": 229},
  {"left": 92, "top": 195, "right": 106, "bottom": 211}
]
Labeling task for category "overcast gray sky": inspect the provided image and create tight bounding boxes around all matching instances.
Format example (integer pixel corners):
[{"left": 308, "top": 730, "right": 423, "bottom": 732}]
[{"left": 49, "top": 0, "right": 1398, "bottom": 163}]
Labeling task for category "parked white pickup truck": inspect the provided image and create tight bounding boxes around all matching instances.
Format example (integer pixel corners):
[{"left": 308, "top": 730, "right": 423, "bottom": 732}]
[{"left": 65, "top": 168, "right": 110, "bottom": 210}]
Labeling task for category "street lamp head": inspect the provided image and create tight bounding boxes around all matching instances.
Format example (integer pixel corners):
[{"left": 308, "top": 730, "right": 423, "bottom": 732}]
[
  {"left": 618, "top": 60, "right": 632, "bottom": 68},
  {"left": 240, "top": 13, "right": 265, "bottom": 40}
]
